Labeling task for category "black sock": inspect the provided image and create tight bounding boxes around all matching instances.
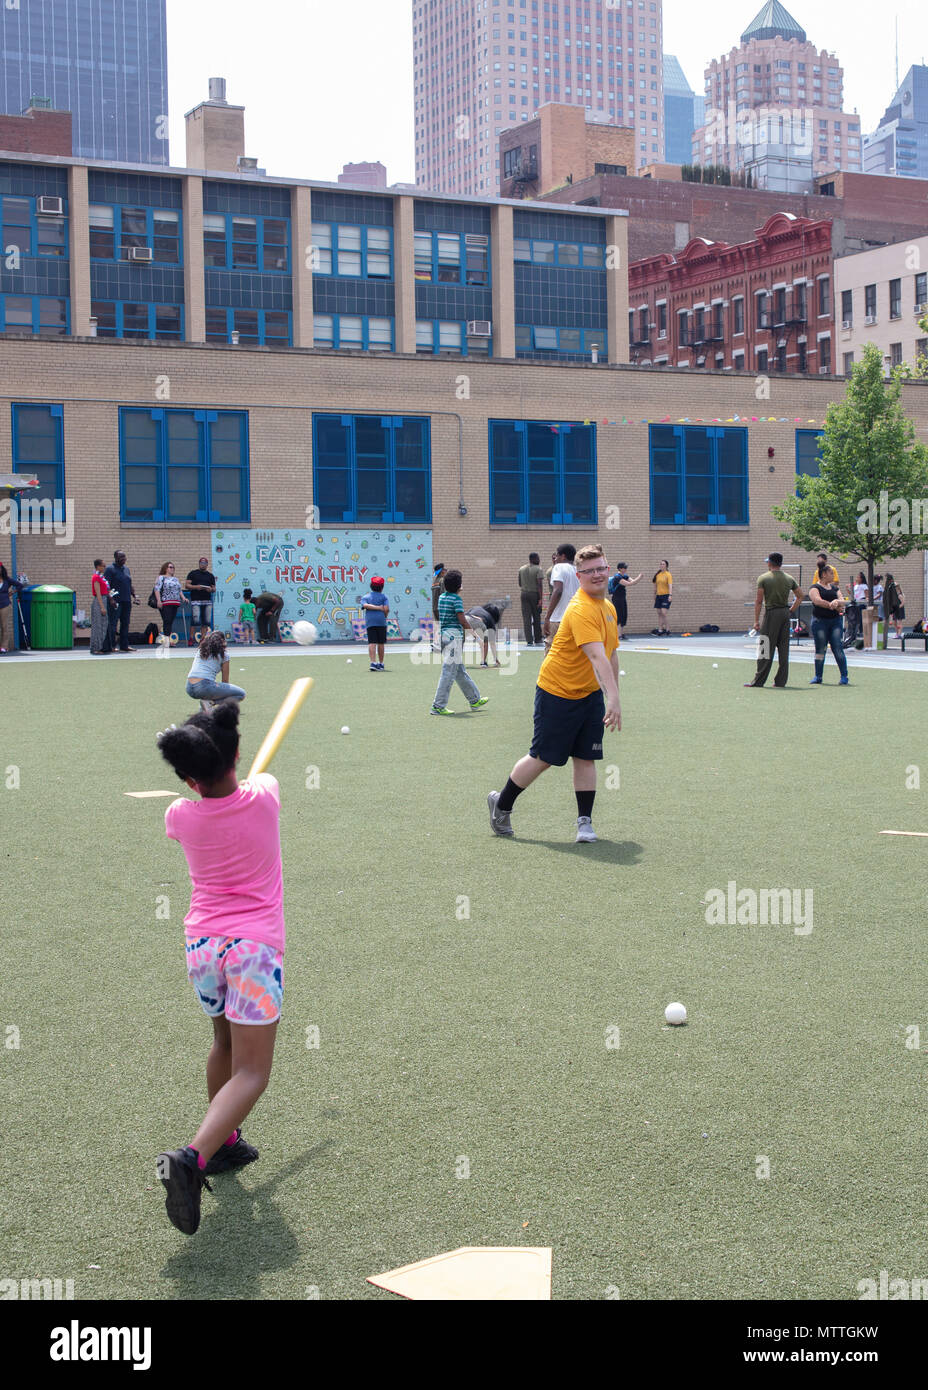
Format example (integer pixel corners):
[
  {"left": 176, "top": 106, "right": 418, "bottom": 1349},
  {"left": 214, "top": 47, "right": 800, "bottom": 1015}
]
[
  {"left": 497, "top": 778, "right": 525, "bottom": 814},
  {"left": 576, "top": 790, "right": 595, "bottom": 819}
]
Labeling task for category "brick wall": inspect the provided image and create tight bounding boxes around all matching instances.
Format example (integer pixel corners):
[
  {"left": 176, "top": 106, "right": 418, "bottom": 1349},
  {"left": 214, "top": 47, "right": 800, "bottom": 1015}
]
[
  {"left": 0, "top": 110, "right": 72, "bottom": 156},
  {"left": 3, "top": 336, "right": 927, "bottom": 634}
]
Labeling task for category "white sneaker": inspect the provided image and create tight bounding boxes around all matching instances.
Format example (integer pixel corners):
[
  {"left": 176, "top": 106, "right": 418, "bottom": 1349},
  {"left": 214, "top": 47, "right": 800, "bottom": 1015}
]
[{"left": 576, "top": 816, "right": 597, "bottom": 843}]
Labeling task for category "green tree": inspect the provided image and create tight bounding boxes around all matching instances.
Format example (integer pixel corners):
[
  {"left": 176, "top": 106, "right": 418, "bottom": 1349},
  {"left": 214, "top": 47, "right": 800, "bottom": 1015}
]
[
  {"left": 772, "top": 342, "right": 928, "bottom": 646},
  {"left": 894, "top": 311, "right": 928, "bottom": 380}
]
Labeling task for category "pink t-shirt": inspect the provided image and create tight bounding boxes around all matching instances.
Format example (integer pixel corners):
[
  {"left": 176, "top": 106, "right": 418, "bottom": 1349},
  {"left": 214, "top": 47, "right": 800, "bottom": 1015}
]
[{"left": 165, "top": 773, "right": 285, "bottom": 953}]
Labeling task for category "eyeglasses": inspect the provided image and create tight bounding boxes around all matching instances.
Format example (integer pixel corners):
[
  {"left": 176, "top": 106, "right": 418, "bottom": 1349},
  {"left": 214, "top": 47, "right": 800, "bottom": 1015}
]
[{"left": 577, "top": 566, "right": 609, "bottom": 576}]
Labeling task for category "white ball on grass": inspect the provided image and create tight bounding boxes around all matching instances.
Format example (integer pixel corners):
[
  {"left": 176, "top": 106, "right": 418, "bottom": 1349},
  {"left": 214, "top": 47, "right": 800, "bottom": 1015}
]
[
  {"left": 619, "top": 669, "right": 626, "bottom": 676},
  {"left": 292, "top": 620, "right": 318, "bottom": 645},
  {"left": 346, "top": 658, "right": 352, "bottom": 663},
  {"left": 341, "top": 726, "right": 350, "bottom": 735},
  {"left": 665, "top": 1002, "right": 687, "bottom": 1026},
  {"left": 712, "top": 662, "right": 718, "bottom": 668}
]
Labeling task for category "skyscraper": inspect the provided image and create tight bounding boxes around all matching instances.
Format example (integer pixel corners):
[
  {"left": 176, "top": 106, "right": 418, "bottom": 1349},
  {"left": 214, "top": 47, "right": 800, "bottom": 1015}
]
[
  {"left": 691, "top": 2, "right": 862, "bottom": 190},
  {"left": 0, "top": 0, "right": 169, "bottom": 165},
  {"left": 663, "top": 54, "right": 704, "bottom": 165},
  {"left": 412, "top": 0, "right": 665, "bottom": 195},
  {"left": 864, "top": 65, "right": 928, "bottom": 180}
]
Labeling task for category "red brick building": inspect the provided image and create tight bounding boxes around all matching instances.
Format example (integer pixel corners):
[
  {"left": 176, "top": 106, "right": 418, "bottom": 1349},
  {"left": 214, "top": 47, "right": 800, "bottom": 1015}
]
[
  {"left": 628, "top": 212, "right": 835, "bottom": 374},
  {"left": 0, "top": 108, "right": 72, "bottom": 156}
]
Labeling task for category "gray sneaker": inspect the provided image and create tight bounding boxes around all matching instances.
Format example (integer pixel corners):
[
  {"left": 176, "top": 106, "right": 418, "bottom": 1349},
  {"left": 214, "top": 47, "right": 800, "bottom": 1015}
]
[
  {"left": 576, "top": 816, "right": 598, "bottom": 843},
  {"left": 487, "top": 791, "right": 514, "bottom": 837}
]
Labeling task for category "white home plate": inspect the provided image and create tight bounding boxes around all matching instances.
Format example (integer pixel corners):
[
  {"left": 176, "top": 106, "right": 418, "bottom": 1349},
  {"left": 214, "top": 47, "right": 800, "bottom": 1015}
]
[
  {"left": 125, "top": 790, "right": 177, "bottom": 798},
  {"left": 367, "top": 1246, "right": 552, "bottom": 1300}
]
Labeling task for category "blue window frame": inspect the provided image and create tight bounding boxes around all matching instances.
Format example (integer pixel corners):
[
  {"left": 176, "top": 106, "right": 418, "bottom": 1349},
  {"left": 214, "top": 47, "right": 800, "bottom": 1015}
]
[
  {"left": 91, "top": 301, "right": 183, "bottom": 340},
  {"left": 649, "top": 425, "right": 748, "bottom": 525},
  {"left": 88, "top": 203, "right": 181, "bottom": 263},
  {"left": 513, "top": 237, "right": 604, "bottom": 268},
  {"left": 0, "top": 295, "right": 69, "bottom": 335},
  {"left": 11, "top": 403, "right": 65, "bottom": 521},
  {"left": 119, "top": 409, "right": 249, "bottom": 523},
  {"left": 311, "top": 222, "right": 392, "bottom": 279},
  {"left": 205, "top": 308, "right": 291, "bottom": 346},
  {"left": 515, "top": 325, "right": 607, "bottom": 355},
  {"left": 313, "top": 314, "right": 393, "bottom": 351},
  {"left": 415, "top": 320, "right": 490, "bottom": 356},
  {"left": 413, "top": 230, "right": 489, "bottom": 285},
  {"left": 312, "top": 414, "right": 431, "bottom": 524},
  {"left": 203, "top": 214, "right": 290, "bottom": 272},
  {"left": 489, "top": 420, "right": 597, "bottom": 525},
  {"left": 0, "top": 195, "right": 68, "bottom": 258},
  {"left": 796, "top": 428, "right": 824, "bottom": 480}
]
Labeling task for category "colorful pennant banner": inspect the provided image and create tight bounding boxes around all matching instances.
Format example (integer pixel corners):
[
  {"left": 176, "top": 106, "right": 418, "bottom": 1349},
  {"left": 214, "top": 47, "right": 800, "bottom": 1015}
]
[{"left": 549, "top": 416, "right": 826, "bottom": 429}]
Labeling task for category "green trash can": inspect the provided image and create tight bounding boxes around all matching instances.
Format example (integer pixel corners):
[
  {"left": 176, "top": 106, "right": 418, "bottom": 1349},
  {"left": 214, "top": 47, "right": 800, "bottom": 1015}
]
[{"left": 29, "top": 584, "right": 74, "bottom": 650}]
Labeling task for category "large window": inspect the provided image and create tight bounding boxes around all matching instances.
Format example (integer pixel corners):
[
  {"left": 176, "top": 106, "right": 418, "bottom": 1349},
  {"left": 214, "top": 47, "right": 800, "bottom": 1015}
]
[
  {"left": 1, "top": 195, "right": 67, "bottom": 258},
  {"left": 204, "top": 214, "right": 290, "bottom": 272},
  {"left": 119, "top": 409, "right": 249, "bottom": 522},
  {"left": 312, "top": 414, "right": 430, "bottom": 524},
  {"left": 11, "top": 403, "right": 65, "bottom": 520},
  {"left": 489, "top": 419, "right": 596, "bottom": 525},
  {"left": 414, "top": 230, "right": 488, "bottom": 285},
  {"left": 649, "top": 425, "right": 748, "bottom": 525},
  {"left": 91, "top": 301, "right": 182, "bottom": 340},
  {"left": 89, "top": 204, "right": 180, "bottom": 262},
  {"left": 796, "top": 429, "right": 824, "bottom": 479},
  {"left": 313, "top": 314, "right": 393, "bottom": 351},
  {"left": 205, "top": 308, "right": 291, "bottom": 346},
  {"left": 0, "top": 295, "right": 68, "bottom": 335},
  {"left": 311, "top": 222, "right": 391, "bottom": 278},
  {"left": 513, "top": 237, "right": 603, "bottom": 268},
  {"left": 889, "top": 278, "right": 901, "bottom": 319}
]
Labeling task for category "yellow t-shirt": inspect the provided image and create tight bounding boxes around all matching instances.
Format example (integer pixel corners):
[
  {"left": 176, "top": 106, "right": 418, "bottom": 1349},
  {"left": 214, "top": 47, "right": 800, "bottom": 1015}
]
[
  {"left": 812, "top": 567, "right": 839, "bottom": 586},
  {"left": 655, "top": 570, "right": 672, "bottom": 596},
  {"left": 537, "top": 588, "right": 619, "bottom": 700}
]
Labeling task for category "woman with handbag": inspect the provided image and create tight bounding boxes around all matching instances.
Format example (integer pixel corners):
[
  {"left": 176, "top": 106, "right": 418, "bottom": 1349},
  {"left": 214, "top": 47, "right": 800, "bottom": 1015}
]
[{"left": 155, "top": 561, "right": 184, "bottom": 640}]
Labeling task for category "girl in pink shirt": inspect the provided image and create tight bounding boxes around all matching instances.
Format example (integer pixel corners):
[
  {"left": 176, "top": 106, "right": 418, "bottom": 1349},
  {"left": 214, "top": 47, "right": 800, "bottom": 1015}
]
[{"left": 155, "top": 699, "right": 284, "bottom": 1235}]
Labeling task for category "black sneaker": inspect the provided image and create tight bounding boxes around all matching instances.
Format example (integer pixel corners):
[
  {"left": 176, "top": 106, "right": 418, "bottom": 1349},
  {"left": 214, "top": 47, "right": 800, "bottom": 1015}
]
[
  {"left": 204, "top": 1131, "right": 259, "bottom": 1176},
  {"left": 157, "top": 1146, "right": 212, "bottom": 1234}
]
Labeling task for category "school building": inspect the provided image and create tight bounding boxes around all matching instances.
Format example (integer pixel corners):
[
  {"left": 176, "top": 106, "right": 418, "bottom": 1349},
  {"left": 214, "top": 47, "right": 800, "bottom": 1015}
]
[{"left": 2, "top": 129, "right": 927, "bottom": 637}]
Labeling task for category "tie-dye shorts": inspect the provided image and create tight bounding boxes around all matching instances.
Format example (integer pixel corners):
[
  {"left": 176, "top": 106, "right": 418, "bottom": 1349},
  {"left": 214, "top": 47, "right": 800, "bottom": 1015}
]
[{"left": 184, "top": 935, "right": 284, "bottom": 1025}]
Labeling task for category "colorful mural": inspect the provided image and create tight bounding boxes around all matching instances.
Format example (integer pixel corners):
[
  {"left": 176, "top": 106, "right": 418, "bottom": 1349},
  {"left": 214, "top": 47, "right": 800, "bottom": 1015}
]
[{"left": 211, "top": 528, "right": 434, "bottom": 643}]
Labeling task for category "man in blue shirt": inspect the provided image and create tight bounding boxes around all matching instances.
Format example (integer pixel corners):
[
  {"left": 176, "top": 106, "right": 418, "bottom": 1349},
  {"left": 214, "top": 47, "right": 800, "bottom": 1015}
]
[{"left": 103, "top": 549, "right": 139, "bottom": 652}]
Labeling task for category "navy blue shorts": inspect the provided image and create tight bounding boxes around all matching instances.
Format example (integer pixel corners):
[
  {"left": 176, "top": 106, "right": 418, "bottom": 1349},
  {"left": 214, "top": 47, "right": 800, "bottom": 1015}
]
[
  {"left": 367, "top": 626, "right": 387, "bottom": 644},
  {"left": 529, "top": 686, "right": 606, "bottom": 766},
  {"left": 654, "top": 595, "right": 671, "bottom": 610}
]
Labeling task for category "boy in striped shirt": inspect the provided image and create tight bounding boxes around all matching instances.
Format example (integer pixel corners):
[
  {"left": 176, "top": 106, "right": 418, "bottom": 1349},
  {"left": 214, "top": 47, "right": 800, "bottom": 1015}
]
[{"left": 430, "top": 569, "right": 490, "bottom": 715}]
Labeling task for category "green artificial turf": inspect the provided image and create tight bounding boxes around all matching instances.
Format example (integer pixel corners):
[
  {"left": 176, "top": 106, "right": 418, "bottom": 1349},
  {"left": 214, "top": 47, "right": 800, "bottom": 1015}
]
[{"left": 1, "top": 644, "right": 926, "bottom": 1300}]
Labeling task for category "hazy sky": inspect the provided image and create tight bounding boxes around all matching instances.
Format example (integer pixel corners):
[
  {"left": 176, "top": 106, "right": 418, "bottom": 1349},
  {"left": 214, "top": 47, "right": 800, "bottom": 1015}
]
[{"left": 166, "top": 0, "right": 928, "bottom": 182}]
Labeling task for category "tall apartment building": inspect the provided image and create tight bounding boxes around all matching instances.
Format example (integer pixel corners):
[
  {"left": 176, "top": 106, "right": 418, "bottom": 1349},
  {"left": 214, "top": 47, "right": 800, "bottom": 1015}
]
[
  {"left": 412, "top": 0, "right": 665, "bottom": 195},
  {"left": 834, "top": 236, "right": 928, "bottom": 376},
  {"left": 864, "top": 65, "right": 928, "bottom": 181},
  {"left": 0, "top": 0, "right": 169, "bottom": 165},
  {"left": 663, "top": 55, "right": 704, "bottom": 166},
  {"left": 692, "top": 2, "right": 862, "bottom": 189}
]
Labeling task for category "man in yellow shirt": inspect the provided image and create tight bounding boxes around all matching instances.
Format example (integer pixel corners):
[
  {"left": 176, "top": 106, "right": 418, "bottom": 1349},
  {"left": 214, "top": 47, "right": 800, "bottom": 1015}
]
[
  {"left": 812, "top": 552, "right": 839, "bottom": 587},
  {"left": 488, "top": 543, "right": 621, "bottom": 843}
]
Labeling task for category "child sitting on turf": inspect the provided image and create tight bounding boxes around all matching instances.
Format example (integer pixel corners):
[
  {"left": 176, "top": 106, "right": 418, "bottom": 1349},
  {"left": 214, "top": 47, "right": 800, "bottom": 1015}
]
[
  {"left": 239, "top": 589, "right": 257, "bottom": 645},
  {"left": 430, "top": 569, "right": 489, "bottom": 715},
  {"left": 360, "top": 574, "right": 389, "bottom": 671},
  {"left": 186, "top": 631, "right": 246, "bottom": 711},
  {"left": 155, "top": 699, "right": 284, "bottom": 1234}
]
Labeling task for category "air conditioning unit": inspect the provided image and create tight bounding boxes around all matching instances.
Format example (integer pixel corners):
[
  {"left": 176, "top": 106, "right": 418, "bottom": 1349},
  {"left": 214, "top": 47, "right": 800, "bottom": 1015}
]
[
  {"left": 466, "top": 319, "right": 492, "bottom": 337},
  {"left": 37, "top": 195, "right": 64, "bottom": 215},
  {"left": 915, "top": 302, "right": 927, "bottom": 312},
  {"left": 865, "top": 313, "right": 877, "bottom": 325},
  {"left": 818, "top": 365, "right": 830, "bottom": 373},
  {"left": 657, "top": 330, "right": 667, "bottom": 339},
  {"left": 841, "top": 319, "right": 851, "bottom": 329},
  {"left": 237, "top": 156, "right": 259, "bottom": 170},
  {"left": 128, "top": 245, "right": 153, "bottom": 262}
]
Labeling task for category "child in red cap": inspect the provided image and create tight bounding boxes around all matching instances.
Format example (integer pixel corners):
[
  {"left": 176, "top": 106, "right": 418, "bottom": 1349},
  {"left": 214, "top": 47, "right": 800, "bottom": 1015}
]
[{"left": 360, "top": 576, "right": 389, "bottom": 670}]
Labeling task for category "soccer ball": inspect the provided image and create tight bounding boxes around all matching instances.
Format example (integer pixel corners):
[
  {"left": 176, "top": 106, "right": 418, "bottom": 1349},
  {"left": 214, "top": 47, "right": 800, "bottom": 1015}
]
[{"left": 292, "top": 620, "right": 318, "bottom": 645}]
